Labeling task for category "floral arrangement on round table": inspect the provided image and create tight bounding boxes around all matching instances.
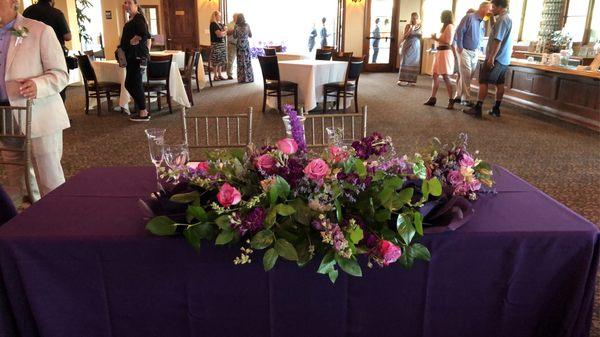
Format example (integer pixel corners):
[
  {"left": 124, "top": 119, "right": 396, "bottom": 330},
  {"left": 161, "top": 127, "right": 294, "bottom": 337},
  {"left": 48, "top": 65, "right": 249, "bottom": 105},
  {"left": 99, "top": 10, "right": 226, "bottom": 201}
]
[{"left": 143, "top": 106, "right": 494, "bottom": 283}]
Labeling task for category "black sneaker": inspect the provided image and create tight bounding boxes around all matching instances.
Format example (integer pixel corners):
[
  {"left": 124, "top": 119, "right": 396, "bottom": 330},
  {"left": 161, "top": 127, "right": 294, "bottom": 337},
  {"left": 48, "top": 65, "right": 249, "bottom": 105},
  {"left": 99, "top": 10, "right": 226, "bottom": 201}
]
[
  {"left": 488, "top": 108, "right": 501, "bottom": 117},
  {"left": 129, "top": 114, "right": 151, "bottom": 122},
  {"left": 463, "top": 106, "right": 482, "bottom": 118}
]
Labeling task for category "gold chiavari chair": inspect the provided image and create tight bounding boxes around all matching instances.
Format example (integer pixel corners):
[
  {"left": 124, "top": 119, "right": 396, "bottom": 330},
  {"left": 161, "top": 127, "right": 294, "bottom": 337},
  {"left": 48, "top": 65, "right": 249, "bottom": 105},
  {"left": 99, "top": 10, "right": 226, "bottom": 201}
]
[
  {"left": 302, "top": 106, "right": 368, "bottom": 148},
  {"left": 182, "top": 107, "right": 254, "bottom": 159},
  {"left": 0, "top": 100, "right": 38, "bottom": 203}
]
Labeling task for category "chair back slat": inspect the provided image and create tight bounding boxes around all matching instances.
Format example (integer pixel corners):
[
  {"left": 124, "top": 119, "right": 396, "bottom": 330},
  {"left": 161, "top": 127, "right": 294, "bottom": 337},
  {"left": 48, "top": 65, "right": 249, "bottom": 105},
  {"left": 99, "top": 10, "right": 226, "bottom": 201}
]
[
  {"left": 264, "top": 48, "right": 277, "bottom": 56},
  {"left": 148, "top": 54, "right": 173, "bottom": 81},
  {"left": 76, "top": 55, "right": 98, "bottom": 83},
  {"left": 332, "top": 52, "right": 353, "bottom": 61},
  {"left": 303, "top": 106, "right": 368, "bottom": 147},
  {"left": 315, "top": 49, "right": 333, "bottom": 61},
  {"left": 266, "top": 45, "right": 283, "bottom": 52},
  {"left": 182, "top": 107, "right": 254, "bottom": 158},
  {"left": 258, "top": 56, "right": 280, "bottom": 82}
]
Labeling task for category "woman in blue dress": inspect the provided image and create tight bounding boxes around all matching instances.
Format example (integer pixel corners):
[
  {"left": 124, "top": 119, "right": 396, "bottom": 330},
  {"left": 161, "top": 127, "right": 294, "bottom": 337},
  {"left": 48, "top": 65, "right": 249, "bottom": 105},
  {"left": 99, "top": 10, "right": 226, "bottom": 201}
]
[
  {"left": 397, "top": 12, "right": 422, "bottom": 86},
  {"left": 233, "top": 14, "right": 254, "bottom": 83}
]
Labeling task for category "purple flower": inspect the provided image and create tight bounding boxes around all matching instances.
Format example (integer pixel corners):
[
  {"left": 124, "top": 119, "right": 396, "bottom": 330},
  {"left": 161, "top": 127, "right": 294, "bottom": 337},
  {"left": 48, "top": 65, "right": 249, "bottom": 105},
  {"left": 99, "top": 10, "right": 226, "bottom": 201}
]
[
  {"left": 234, "top": 208, "right": 266, "bottom": 236},
  {"left": 284, "top": 105, "right": 307, "bottom": 154},
  {"left": 351, "top": 133, "right": 389, "bottom": 160}
]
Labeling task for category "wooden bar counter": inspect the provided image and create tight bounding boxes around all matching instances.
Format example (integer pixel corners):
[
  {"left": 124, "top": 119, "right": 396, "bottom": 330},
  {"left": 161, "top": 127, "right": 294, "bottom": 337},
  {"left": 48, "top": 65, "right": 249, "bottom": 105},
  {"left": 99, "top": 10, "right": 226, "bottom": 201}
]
[{"left": 476, "top": 59, "right": 600, "bottom": 130}]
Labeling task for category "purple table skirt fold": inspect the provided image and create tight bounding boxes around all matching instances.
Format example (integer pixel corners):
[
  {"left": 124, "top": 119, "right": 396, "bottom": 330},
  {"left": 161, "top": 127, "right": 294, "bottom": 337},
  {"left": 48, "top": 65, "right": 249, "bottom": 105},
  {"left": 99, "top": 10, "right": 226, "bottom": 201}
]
[{"left": 0, "top": 166, "right": 597, "bottom": 337}]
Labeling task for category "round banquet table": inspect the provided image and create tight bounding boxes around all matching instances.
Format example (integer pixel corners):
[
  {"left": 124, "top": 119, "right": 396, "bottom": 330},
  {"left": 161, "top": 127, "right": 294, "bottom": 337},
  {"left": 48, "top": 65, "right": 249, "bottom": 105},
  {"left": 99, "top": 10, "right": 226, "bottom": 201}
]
[{"left": 275, "top": 52, "right": 312, "bottom": 62}]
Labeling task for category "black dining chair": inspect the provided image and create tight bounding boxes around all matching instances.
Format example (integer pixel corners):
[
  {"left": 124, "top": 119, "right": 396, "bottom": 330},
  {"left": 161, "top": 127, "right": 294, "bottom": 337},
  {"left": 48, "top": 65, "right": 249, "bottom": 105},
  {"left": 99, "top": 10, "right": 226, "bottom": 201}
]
[
  {"left": 144, "top": 54, "right": 173, "bottom": 114},
  {"left": 0, "top": 184, "right": 16, "bottom": 226},
  {"left": 315, "top": 49, "right": 333, "bottom": 61},
  {"left": 332, "top": 51, "right": 353, "bottom": 61},
  {"left": 257, "top": 56, "right": 298, "bottom": 113},
  {"left": 181, "top": 50, "right": 199, "bottom": 106},
  {"left": 323, "top": 56, "right": 364, "bottom": 114},
  {"left": 199, "top": 45, "right": 213, "bottom": 88},
  {"left": 266, "top": 45, "right": 283, "bottom": 52},
  {"left": 76, "top": 55, "right": 121, "bottom": 116},
  {"left": 264, "top": 48, "right": 277, "bottom": 56}
]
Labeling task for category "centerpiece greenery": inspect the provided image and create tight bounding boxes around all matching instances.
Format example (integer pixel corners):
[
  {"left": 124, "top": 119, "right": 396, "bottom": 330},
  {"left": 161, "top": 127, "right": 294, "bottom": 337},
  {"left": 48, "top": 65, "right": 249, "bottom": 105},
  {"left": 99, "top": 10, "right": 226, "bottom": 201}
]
[{"left": 143, "top": 106, "right": 493, "bottom": 283}]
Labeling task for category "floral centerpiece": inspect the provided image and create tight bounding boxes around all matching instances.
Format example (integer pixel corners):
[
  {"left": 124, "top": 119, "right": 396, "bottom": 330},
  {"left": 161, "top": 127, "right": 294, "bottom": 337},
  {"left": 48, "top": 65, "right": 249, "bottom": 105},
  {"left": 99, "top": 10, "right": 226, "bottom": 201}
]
[{"left": 143, "top": 107, "right": 493, "bottom": 283}]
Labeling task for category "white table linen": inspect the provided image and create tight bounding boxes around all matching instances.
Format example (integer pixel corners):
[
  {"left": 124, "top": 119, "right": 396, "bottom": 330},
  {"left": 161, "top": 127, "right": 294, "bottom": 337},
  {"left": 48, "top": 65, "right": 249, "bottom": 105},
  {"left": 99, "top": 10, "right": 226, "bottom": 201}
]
[
  {"left": 276, "top": 52, "right": 311, "bottom": 62},
  {"left": 92, "top": 60, "right": 191, "bottom": 111},
  {"left": 269, "top": 60, "right": 348, "bottom": 111}
]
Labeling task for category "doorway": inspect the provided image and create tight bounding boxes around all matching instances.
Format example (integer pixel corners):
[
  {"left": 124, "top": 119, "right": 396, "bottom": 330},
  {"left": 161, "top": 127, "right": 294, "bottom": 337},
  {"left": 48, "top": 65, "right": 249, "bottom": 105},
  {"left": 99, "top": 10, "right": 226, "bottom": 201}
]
[
  {"left": 363, "top": 0, "right": 400, "bottom": 71},
  {"left": 162, "top": 0, "right": 199, "bottom": 50}
]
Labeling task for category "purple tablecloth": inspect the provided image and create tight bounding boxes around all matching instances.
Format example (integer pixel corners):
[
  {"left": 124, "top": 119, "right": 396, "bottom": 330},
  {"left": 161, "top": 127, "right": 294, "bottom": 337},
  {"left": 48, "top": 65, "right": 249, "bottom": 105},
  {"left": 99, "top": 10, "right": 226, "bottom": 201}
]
[{"left": 0, "top": 166, "right": 597, "bottom": 337}]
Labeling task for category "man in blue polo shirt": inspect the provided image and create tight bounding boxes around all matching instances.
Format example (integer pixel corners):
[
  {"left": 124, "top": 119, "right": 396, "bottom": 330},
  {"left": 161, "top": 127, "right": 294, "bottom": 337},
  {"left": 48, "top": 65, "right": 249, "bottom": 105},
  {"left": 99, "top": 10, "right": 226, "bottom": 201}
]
[
  {"left": 454, "top": 1, "right": 492, "bottom": 106},
  {"left": 465, "top": 0, "right": 513, "bottom": 118}
]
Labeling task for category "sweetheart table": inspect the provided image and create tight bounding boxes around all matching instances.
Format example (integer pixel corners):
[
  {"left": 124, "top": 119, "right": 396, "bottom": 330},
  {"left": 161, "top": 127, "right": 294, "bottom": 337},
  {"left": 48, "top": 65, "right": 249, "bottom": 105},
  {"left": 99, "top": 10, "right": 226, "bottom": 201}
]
[{"left": 0, "top": 166, "right": 597, "bottom": 337}]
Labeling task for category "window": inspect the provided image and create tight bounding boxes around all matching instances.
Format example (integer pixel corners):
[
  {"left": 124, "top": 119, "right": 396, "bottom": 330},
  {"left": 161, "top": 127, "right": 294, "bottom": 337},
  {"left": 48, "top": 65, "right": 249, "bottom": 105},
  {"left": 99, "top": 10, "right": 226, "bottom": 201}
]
[
  {"left": 563, "top": 0, "right": 590, "bottom": 42},
  {"left": 141, "top": 6, "right": 160, "bottom": 36},
  {"left": 454, "top": 0, "right": 485, "bottom": 22},
  {"left": 521, "top": 0, "right": 544, "bottom": 41},
  {"left": 21, "top": 0, "right": 33, "bottom": 8},
  {"left": 590, "top": 1, "right": 600, "bottom": 42},
  {"left": 421, "top": 0, "right": 453, "bottom": 37},
  {"left": 509, "top": 0, "right": 526, "bottom": 41}
]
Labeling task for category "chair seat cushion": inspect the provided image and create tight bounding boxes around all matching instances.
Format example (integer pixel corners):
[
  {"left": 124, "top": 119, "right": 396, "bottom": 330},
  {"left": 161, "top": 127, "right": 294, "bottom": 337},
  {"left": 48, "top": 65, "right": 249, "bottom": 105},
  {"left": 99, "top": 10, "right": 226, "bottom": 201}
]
[
  {"left": 144, "top": 81, "right": 167, "bottom": 90},
  {"left": 266, "top": 81, "right": 297, "bottom": 90},
  {"left": 324, "top": 81, "right": 355, "bottom": 90}
]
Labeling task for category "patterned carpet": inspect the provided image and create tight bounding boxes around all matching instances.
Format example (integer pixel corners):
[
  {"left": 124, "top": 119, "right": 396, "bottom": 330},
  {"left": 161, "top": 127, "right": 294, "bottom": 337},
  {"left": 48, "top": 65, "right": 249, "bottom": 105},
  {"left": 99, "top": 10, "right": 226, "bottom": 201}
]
[{"left": 57, "top": 71, "right": 598, "bottom": 335}]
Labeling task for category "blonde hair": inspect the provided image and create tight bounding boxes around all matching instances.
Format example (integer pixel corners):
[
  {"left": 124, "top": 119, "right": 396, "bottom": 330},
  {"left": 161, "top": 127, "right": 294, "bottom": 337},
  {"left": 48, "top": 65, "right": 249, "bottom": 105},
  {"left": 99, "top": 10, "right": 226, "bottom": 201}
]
[
  {"left": 479, "top": 1, "right": 491, "bottom": 9},
  {"left": 210, "top": 11, "right": 221, "bottom": 23}
]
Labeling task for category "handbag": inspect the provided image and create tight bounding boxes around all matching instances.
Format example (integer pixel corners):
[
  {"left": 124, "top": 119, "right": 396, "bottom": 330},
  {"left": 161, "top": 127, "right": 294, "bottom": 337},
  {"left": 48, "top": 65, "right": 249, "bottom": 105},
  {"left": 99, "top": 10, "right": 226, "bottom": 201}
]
[{"left": 65, "top": 56, "right": 78, "bottom": 70}]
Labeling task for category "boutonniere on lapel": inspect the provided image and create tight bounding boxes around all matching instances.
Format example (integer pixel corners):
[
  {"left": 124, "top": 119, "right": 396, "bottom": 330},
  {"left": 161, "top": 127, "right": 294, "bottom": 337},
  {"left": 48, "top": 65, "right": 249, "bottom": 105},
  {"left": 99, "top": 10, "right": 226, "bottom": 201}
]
[{"left": 10, "top": 25, "right": 29, "bottom": 47}]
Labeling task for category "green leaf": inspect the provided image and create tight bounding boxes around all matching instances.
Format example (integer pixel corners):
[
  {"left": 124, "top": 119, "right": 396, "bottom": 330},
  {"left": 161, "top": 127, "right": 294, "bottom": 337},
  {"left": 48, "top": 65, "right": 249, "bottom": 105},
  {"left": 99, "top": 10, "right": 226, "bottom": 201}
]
[
  {"left": 183, "top": 226, "right": 202, "bottom": 251},
  {"left": 414, "top": 212, "right": 424, "bottom": 236},
  {"left": 420, "top": 179, "right": 430, "bottom": 202},
  {"left": 397, "top": 187, "right": 414, "bottom": 205},
  {"left": 428, "top": 178, "right": 442, "bottom": 197},
  {"left": 334, "top": 199, "right": 342, "bottom": 223},
  {"left": 274, "top": 239, "right": 298, "bottom": 261},
  {"left": 377, "top": 187, "right": 394, "bottom": 205},
  {"left": 384, "top": 176, "right": 404, "bottom": 190},
  {"left": 349, "top": 226, "right": 364, "bottom": 244},
  {"left": 215, "top": 229, "right": 235, "bottom": 245},
  {"left": 374, "top": 209, "right": 391, "bottom": 222},
  {"left": 269, "top": 184, "right": 279, "bottom": 206},
  {"left": 263, "top": 248, "right": 278, "bottom": 271},
  {"left": 274, "top": 176, "right": 290, "bottom": 200},
  {"left": 354, "top": 159, "right": 367, "bottom": 178},
  {"left": 275, "top": 204, "right": 296, "bottom": 216},
  {"left": 411, "top": 243, "right": 431, "bottom": 261},
  {"left": 397, "top": 214, "right": 416, "bottom": 244},
  {"left": 399, "top": 250, "right": 415, "bottom": 269},
  {"left": 196, "top": 222, "right": 215, "bottom": 239},
  {"left": 335, "top": 255, "right": 362, "bottom": 277},
  {"left": 265, "top": 208, "right": 277, "bottom": 228},
  {"left": 187, "top": 205, "right": 207, "bottom": 222},
  {"left": 317, "top": 250, "right": 336, "bottom": 274},
  {"left": 170, "top": 191, "right": 200, "bottom": 204},
  {"left": 250, "top": 229, "right": 275, "bottom": 249},
  {"left": 289, "top": 199, "right": 312, "bottom": 226},
  {"left": 146, "top": 216, "right": 177, "bottom": 236},
  {"left": 215, "top": 215, "right": 231, "bottom": 230},
  {"left": 328, "top": 269, "right": 339, "bottom": 283},
  {"left": 412, "top": 161, "right": 427, "bottom": 179}
]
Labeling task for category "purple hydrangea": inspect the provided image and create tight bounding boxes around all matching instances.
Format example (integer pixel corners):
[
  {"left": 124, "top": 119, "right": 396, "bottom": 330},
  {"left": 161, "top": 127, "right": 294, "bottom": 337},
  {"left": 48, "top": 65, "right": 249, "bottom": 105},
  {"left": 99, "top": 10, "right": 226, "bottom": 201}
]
[
  {"left": 234, "top": 208, "right": 266, "bottom": 236},
  {"left": 284, "top": 105, "right": 306, "bottom": 154},
  {"left": 351, "top": 133, "right": 389, "bottom": 160}
]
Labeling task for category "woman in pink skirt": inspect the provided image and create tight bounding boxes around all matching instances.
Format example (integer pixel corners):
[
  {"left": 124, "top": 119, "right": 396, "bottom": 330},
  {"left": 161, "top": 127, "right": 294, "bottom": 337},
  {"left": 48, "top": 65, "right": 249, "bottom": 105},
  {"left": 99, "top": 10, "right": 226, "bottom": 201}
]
[{"left": 424, "top": 10, "right": 456, "bottom": 110}]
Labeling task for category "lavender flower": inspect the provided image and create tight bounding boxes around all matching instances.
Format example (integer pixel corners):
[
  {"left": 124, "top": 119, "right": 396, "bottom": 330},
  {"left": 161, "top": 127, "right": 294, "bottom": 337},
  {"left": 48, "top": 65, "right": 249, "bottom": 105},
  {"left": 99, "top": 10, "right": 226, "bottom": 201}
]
[{"left": 284, "top": 105, "right": 306, "bottom": 154}]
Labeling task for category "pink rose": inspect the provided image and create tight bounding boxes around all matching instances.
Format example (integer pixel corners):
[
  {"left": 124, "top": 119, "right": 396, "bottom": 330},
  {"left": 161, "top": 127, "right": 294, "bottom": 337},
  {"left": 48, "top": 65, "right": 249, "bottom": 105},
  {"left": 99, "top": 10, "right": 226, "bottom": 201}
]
[
  {"left": 459, "top": 153, "right": 475, "bottom": 168},
  {"left": 255, "top": 154, "right": 276, "bottom": 172},
  {"left": 453, "top": 183, "right": 469, "bottom": 196},
  {"left": 378, "top": 240, "right": 402, "bottom": 266},
  {"left": 328, "top": 146, "right": 349, "bottom": 163},
  {"left": 469, "top": 178, "right": 481, "bottom": 191},
  {"left": 447, "top": 170, "right": 463, "bottom": 185},
  {"left": 277, "top": 138, "right": 298, "bottom": 155},
  {"left": 217, "top": 183, "right": 242, "bottom": 208},
  {"left": 304, "top": 158, "right": 330, "bottom": 182},
  {"left": 196, "top": 161, "right": 210, "bottom": 174}
]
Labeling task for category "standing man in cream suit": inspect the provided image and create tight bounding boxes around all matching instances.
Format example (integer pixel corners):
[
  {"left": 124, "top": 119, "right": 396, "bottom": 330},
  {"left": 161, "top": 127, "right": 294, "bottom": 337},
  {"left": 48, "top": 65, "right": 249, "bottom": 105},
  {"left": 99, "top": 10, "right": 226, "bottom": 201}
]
[
  {"left": 0, "top": 0, "right": 70, "bottom": 201},
  {"left": 226, "top": 13, "right": 239, "bottom": 80}
]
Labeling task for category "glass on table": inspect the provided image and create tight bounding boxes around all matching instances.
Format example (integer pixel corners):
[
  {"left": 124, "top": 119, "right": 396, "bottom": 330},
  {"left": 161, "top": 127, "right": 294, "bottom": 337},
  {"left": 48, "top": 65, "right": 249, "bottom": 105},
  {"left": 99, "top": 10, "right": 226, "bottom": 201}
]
[
  {"left": 164, "top": 143, "right": 189, "bottom": 171},
  {"left": 144, "top": 128, "right": 166, "bottom": 181},
  {"left": 326, "top": 126, "right": 344, "bottom": 147}
]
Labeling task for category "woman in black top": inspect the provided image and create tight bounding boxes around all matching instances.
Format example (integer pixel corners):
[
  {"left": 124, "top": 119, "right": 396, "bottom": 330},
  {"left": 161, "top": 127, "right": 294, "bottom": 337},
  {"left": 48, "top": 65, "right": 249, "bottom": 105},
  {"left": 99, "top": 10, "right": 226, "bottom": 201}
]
[
  {"left": 121, "top": 0, "right": 152, "bottom": 122},
  {"left": 209, "top": 11, "right": 228, "bottom": 81}
]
